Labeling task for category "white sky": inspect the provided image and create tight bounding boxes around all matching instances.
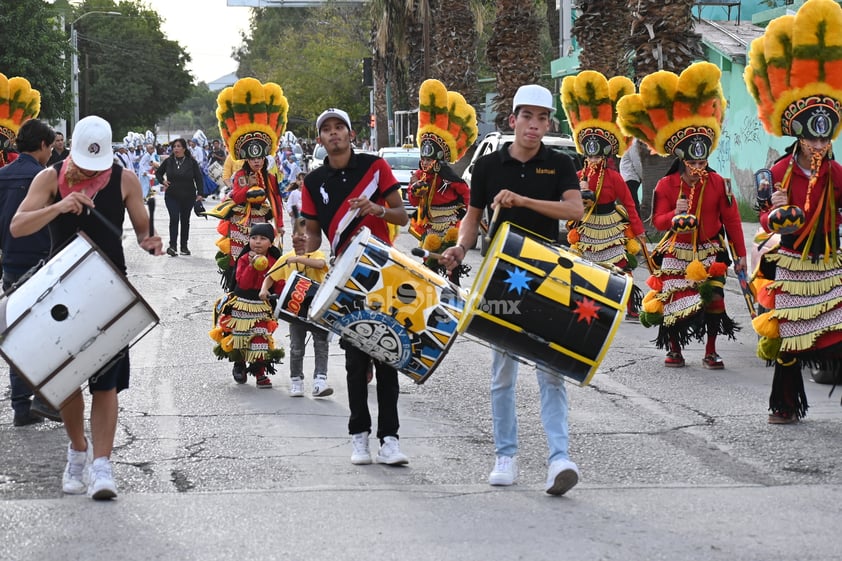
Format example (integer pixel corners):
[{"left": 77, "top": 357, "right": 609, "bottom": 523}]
[{"left": 142, "top": 0, "right": 252, "bottom": 84}]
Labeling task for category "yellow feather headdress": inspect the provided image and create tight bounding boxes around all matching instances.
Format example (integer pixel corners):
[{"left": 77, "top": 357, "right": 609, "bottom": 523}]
[
  {"left": 216, "top": 78, "right": 288, "bottom": 161},
  {"left": 0, "top": 72, "right": 41, "bottom": 155},
  {"left": 616, "top": 62, "right": 726, "bottom": 160},
  {"left": 561, "top": 71, "right": 635, "bottom": 157},
  {"left": 744, "top": 0, "right": 842, "bottom": 139},
  {"left": 416, "top": 79, "right": 478, "bottom": 163}
]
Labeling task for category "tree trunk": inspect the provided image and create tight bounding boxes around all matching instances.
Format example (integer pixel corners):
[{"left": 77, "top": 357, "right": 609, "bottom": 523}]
[
  {"left": 430, "top": 0, "right": 479, "bottom": 104},
  {"left": 573, "top": 0, "right": 631, "bottom": 76},
  {"left": 487, "top": 0, "right": 543, "bottom": 130},
  {"left": 628, "top": 0, "right": 703, "bottom": 82}
]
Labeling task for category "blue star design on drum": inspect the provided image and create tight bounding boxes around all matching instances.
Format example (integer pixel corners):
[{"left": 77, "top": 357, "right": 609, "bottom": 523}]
[{"left": 504, "top": 267, "right": 533, "bottom": 295}]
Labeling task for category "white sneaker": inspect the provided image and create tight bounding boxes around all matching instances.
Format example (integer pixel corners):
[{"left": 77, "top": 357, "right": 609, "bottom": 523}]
[
  {"left": 312, "top": 377, "right": 333, "bottom": 397},
  {"left": 545, "top": 458, "right": 579, "bottom": 496},
  {"left": 87, "top": 457, "right": 118, "bottom": 500},
  {"left": 488, "top": 455, "right": 517, "bottom": 486},
  {"left": 289, "top": 377, "right": 304, "bottom": 397},
  {"left": 376, "top": 436, "right": 409, "bottom": 465},
  {"left": 62, "top": 439, "right": 92, "bottom": 495},
  {"left": 350, "top": 431, "right": 372, "bottom": 465}
]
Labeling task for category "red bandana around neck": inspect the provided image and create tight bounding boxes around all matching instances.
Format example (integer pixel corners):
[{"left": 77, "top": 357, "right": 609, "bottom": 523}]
[{"left": 58, "top": 156, "right": 113, "bottom": 199}]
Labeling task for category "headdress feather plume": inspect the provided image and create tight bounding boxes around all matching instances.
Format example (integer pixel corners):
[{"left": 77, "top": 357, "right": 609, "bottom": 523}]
[
  {"left": 417, "top": 79, "right": 477, "bottom": 163},
  {"left": 216, "top": 77, "right": 288, "bottom": 160},
  {"left": 0, "top": 73, "right": 41, "bottom": 149},
  {"left": 617, "top": 62, "right": 726, "bottom": 158},
  {"left": 745, "top": 0, "right": 842, "bottom": 139},
  {"left": 561, "top": 71, "right": 635, "bottom": 157}
]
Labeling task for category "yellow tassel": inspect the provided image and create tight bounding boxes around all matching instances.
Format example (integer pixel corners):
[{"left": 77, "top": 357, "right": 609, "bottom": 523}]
[
  {"left": 423, "top": 234, "right": 442, "bottom": 251},
  {"left": 757, "top": 336, "right": 782, "bottom": 361},
  {"left": 209, "top": 326, "right": 224, "bottom": 342},
  {"left": 626, "top": 238, "right": 641, "bottom": 255},
  {"left": 444, "top": 226, "right": 459, "bottom": 243},
  {"left": 685, "top": 259, "right": 707, "bottom": 282},
  {"left": 751, "top": 311, "right": 780, "bottom": 339},
  {"left": 216, "top": 237, "right": 231, "bottom": 254},
  {"left": 642, "top": 290, "right": 664, "bottom": 314},
  {"left": 221, "top": 335, "right": 235, "bottom": 352}
]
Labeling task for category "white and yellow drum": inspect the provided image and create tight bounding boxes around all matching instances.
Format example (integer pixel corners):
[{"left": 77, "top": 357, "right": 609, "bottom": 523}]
[
  {"left": 309, "top": 227, "right": 464, "bottom": 384},
  {"left": 458, "top": 222, "right": 631, "bottom": 386}
]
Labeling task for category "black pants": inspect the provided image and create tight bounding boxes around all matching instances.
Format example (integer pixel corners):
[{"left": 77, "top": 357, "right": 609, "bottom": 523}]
[
  {"left": 165, "top": 194, "right": 193, "bottom": 249},
  {"left": 342, "top": 340, "right": 400, "bottom": 442}
]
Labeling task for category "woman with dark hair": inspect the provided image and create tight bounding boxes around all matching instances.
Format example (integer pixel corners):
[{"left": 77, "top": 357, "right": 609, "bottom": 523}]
[{"left": 156, "top": 137, "right": 204, "bottom": 256}]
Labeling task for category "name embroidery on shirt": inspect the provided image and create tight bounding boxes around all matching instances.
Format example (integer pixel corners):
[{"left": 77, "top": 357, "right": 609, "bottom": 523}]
[{"left": 535, "top": 168, "right": 556, "bottom": 175}]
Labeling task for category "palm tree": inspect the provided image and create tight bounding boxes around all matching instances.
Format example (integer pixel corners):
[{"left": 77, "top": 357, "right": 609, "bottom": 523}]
[
  {"left": 573, "top": 0, "right": 631, "bottom": 77},
  {"left": 430, "top": 0, "right": 479, "bottom": 104},
  {"left": 628, "top": 0, "right": 703, "bottom": 82},
  {"left": 486, "top": 0, "right": 543, "bottom": 130}
]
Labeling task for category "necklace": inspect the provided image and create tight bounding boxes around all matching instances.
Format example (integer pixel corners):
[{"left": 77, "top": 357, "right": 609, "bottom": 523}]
[{"left": 174, "top": 157, "right": 185, "bottom": 170}]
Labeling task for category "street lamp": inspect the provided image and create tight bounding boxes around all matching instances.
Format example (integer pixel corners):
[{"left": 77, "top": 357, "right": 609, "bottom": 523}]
[{"left": 70, "top": 11, "right": 120, "bottom": 134}]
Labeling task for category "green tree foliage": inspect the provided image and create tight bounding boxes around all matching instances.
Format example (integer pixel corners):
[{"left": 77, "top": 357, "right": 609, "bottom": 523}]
[
  {"left": 235, "top": 6, "right": 370, "bottom": 139},
  {"left": 0, "top": 0, "right": 73, "bottom": 121},
  {"left": 72, "top": 0, "right": 192, "bottom": 137}
]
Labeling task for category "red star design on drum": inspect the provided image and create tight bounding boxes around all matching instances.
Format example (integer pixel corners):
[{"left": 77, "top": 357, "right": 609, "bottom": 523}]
[{"left": 573, "top": 297, "right": 600, "bottom": 325}]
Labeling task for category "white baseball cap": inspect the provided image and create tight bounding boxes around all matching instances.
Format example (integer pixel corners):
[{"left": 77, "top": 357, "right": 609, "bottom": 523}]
[
  {"left": 512, "top": 84, "right": 554, "bottom": 113},
  {"left": 316, "top": 108, "right": 352, "bottom": 132},
  {"left": 71, "top": 116, "right": 114, "bottom": 171}
]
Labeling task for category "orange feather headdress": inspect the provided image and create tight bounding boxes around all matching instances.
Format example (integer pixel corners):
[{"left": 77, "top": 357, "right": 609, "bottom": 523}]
[
  {"left": 744, "top": 0, "right": 842, "bottom": 140},
  {"left": 0, "top": 72, "right": 41, "bottom": 161},
  {"left": 216, "top": 78, "right": 289, "bottom": 161},
  {"left": 561, "top": 70, "right": 635, "bottom": 157},
  {"left": 616, "top": 62, "right": 726, "bottom": 160},
  {"left": 416, "top": 79, "right": 478, "bottom": 163}
]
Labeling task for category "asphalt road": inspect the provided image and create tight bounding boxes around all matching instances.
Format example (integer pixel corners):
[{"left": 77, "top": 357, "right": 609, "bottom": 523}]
[{"left": 1, "top": 198, "right": 840, "bottom": 561}]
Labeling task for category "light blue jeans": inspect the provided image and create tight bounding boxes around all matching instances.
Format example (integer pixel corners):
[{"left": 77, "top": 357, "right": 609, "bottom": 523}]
[{"left": 490, "top": 348, "right": 570, "bottom": 464}]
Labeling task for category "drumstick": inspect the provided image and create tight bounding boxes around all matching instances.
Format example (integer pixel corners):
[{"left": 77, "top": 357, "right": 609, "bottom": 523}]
[
  {"left": 484, "top": 205, "right": 501, "bottom": 244},
  {"left": 84, "top": 206, "right": 123, "bottom": 239},
  {"left": 147, "top": 197, "right": 156, "bottom": 255},
  {"left": 411, "top": 247, "right": 444, "bottom": 260}
]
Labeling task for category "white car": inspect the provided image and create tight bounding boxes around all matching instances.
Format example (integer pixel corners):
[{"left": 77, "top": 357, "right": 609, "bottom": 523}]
[
  {"left": 378, "top": 146, "right": 420, "bottom": 213},
  {"left": 461, "top": 132, "right": 582, "bottom": 251},
  {"left": 461, "top": 131, "right": 582, "bottom": 187},
  {"left": 306, "top": 144, "right": 328, "bottom": 171}
]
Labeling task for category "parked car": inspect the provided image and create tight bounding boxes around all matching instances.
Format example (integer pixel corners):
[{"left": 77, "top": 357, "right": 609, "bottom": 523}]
[
  {"left": 461, "top": 131, "right": 582, "bottom": 188},
  {"left": 378, "top": 146, "right": 420, "bottom": 213},
  {"left": 306, "top": 144, "right": 328, "bottom": 171},
  {"left": 461, "top": 132, "right": 582, "bottom": 252}
]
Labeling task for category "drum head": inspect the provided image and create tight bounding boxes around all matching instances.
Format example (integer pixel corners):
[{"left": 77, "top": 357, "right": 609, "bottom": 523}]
[{"left": 308, "top": 227, "right": 371, "bottom": 322}]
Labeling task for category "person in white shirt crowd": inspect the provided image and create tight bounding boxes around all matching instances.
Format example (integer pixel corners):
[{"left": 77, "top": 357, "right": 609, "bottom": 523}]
[
  {"left": 114, "top": 145, "right": 134, "bottom": 170},
  {"left": 137, "top": 143, "right": 160, "bottom": 199}
]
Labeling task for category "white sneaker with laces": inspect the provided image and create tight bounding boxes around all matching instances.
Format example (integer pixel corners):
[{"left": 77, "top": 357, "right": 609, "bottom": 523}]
[
  {"left": 545, "top": 458, "right": 579, "bottom": 496},
  {"left": 376, "top": 436, "right": 409, "bottom": 465},
  {"left": 312, "top": 377, "right": 334, "bottom": 397},
  {"left": 488, "top": 455, "right": 518, "bottom": 486},
  {"left": 62, "top": 439, "right": 92, "bottom": 495},
  {"left": 350, "top": 431, "right": 372, "bottom": 465},
  {"left": 87, "top": 457, "right": 118, "bottom": 500},
  {"left": 289, "top": 377, "right": 304, "bottom": 397}
]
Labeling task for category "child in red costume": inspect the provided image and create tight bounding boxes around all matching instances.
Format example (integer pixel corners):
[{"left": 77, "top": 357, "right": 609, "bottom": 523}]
[{"left": 210, "top": 223, "right": 285, "bottom": 387}]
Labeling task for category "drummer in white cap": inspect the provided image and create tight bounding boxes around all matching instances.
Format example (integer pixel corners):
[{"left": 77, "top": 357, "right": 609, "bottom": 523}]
[
  {"left": 441, "top": 84, "right": 585, "bottom": 496},
  {"left": 10, "top": 115, "right": 163, "bottom": 501}
]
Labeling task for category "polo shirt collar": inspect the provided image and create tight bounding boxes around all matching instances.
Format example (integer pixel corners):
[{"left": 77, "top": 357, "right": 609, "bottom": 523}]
[
  {"left": 499, "top": 142, "right": 550, "bottom": 164},
  {"left": 324, "top": 149, "right": 360, "bottom": 174}
]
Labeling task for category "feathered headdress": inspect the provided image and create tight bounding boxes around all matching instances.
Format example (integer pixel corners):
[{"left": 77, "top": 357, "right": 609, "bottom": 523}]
[
  {"left": 216, "top": 78, "right": 288, "bottom": 161},
  {"left": 0, "top": 73, "right": 41, "bottom": 159},
  {"left": 616, "top": 62, "right": 727, "bottom": 160},
  {"left": 416, "top": 79, "right": 478, "bottom": 163},
  {"left": 744, "top": 0, "right": 842, "bottom": 140},
  {"left": 561, "top": 71, "right": 635, "bottom": 157}
]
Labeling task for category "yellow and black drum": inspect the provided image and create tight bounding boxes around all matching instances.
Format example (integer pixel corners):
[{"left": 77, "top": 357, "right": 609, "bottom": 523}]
[{"left": 458, "top": 222, "right": 631, "bottom": 386}]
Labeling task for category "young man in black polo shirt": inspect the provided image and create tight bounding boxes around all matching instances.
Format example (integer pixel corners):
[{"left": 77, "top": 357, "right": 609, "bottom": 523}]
[
  {"left": 297, "top": 108, "right": 410, "bottom": 465},
  {"left": 442, "top": 85, "right": 585, "bottom": 495}
]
